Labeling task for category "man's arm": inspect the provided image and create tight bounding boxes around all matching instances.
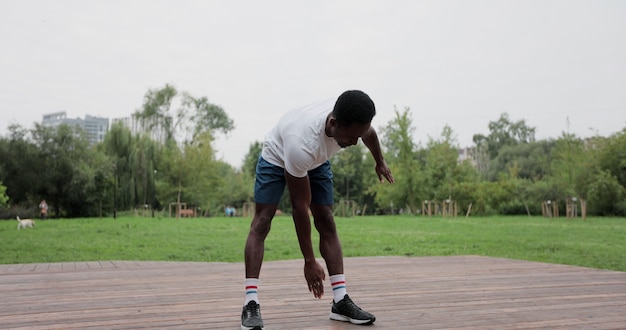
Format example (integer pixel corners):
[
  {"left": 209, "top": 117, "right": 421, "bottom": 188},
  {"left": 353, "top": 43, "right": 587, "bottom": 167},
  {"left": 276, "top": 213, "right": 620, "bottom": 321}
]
[
  {"left": 361, "top": 126, "right": 394, "bottom": 183},
  {"left": 285, "top": 172, "right": 326, "bottom": 298}
]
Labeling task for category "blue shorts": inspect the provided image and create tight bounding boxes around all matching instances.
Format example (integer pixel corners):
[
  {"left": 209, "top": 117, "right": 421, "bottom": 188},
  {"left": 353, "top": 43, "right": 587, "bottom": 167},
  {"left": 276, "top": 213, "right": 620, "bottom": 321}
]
[{"left": 254, "top": 156, "right": 334, "bottom": 205}]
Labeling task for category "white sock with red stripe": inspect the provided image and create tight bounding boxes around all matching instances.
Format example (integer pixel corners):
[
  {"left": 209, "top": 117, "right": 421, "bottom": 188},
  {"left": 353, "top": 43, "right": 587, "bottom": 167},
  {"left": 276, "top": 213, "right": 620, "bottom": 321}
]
[
  {"left": 330, "top": 274, "right": 347, "bottom": 303},
  {"left": 244, "top": 278, "right": 259, "bottom": 304}
]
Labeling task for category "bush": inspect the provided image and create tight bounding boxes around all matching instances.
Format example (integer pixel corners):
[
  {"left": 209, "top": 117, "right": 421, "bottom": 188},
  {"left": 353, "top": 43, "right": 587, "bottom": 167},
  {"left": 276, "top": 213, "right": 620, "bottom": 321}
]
[
  {"left": 587, "top": 170, "right": 626, "bottom": 216},
  {"left": 0, "top": 205, "right": 37, "bottom": 220},
  {"left": 0, "top": 183, "right": 8, "bottom": 210}
]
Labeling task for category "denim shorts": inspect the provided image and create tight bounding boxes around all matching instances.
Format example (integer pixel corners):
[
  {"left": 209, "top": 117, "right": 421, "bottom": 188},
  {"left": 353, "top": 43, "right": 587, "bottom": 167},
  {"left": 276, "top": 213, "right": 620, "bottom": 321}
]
[{"left": 254, "top": 156, "right": 334, "bottom": 205}]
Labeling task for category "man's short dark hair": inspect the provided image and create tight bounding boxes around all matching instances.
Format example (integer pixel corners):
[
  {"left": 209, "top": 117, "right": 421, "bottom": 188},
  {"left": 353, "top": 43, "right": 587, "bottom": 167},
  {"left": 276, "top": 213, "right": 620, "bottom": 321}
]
[{"left": 332, "top": 90, "right": 376, "bottom": 127}]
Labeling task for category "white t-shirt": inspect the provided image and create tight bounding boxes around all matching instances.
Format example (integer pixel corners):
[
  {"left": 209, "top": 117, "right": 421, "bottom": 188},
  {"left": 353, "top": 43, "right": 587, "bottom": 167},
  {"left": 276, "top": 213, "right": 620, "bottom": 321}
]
[{"left": 261, "top": 99, "right": 342, "bottom": 178}]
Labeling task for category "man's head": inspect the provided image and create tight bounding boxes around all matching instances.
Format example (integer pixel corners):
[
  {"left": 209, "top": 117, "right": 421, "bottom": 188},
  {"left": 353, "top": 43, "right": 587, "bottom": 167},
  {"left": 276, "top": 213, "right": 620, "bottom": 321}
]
[
  {"left": 332, "top": 90, "right": 376, "bottom": 127},
  {"left": 328, "top": 90, "right": 376, "bottom": 148}
]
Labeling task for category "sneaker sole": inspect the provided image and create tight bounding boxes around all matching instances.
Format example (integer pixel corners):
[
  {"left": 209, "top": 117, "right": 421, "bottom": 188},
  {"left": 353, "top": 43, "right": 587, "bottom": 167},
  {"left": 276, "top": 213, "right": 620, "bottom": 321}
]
[
  {"left": 241, "top": 325, "right": 264, "bottom": 330},
  {"left": 330, "top": 312, "right": 375, "bottom": 325}
]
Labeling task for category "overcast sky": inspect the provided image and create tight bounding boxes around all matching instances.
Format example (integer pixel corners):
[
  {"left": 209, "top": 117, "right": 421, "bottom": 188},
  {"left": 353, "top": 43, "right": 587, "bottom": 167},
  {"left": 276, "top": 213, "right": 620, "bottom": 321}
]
[{"left": 1, "top": 0, "right": 625, "bottom": 167}]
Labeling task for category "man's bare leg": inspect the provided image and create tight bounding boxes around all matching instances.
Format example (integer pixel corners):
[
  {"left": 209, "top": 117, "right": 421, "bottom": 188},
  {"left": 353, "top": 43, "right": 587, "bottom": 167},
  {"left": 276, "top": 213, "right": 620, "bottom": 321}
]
[
  {"left": 244, "top": 203, "right": 278, "bottom": 278},
  {"left": 310, "top": 204, "right": 376, "bottom": 325},
  {"left": 310, "top": 204, "right": 344, "bottom": 276}
]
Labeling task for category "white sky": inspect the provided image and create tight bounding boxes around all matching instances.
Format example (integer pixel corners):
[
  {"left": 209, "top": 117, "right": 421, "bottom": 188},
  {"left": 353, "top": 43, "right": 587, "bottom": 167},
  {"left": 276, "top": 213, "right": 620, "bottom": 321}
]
[{"left": 1, "top": 0, "right": 625, "bottom": 167}]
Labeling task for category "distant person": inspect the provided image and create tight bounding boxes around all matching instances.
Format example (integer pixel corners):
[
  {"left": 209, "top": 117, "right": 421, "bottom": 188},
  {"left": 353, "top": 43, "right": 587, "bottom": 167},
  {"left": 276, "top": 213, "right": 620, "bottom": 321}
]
[
  {"left": 240, "top": 90, "right": 394, "bottom": 330},
  {"left": 225, "top": 206, "right": 236, "bottom": 217},
  {"left": 39, "top": 199, "right": 48, "bottom": 220}
]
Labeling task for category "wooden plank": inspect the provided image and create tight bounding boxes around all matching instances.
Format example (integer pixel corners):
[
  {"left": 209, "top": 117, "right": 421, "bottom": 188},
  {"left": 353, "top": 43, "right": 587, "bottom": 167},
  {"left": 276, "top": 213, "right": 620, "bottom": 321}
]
[{"left": 0, "top": 256, "right": 624, "bottom": 329}]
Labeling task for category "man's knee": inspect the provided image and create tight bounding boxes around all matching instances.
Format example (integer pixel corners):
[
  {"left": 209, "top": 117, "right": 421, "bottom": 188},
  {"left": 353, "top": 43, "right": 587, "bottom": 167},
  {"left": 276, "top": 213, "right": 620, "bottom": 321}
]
[
  {"left": 311, "top": 207, "right": 337, "bottom": 235},
  {"left": 249, "top": 206, "right": 277, "bottom": 238}
]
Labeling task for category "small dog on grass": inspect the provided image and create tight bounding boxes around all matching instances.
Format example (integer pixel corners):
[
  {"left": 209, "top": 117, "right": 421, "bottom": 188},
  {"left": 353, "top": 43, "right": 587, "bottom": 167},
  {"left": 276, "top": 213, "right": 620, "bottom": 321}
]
[{"left": 16, "top": 216, "right": 35, "bottom": 230}]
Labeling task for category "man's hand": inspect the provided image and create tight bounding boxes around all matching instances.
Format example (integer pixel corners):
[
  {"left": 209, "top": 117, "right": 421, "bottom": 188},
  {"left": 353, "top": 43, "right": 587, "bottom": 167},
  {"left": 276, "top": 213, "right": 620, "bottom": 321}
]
[
  {"left": 376, "top": 160, "right": 394, "bottom": 184},
  {"left": 304, "top": 260, "right": 326, "bottom": 299},
  {"left": 361, "top": 127, "right": 394, "bottom": 184}
]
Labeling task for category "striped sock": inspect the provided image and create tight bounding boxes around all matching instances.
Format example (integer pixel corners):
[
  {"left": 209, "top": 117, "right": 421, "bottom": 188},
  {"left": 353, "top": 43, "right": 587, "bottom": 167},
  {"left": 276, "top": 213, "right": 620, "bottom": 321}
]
[
  {"left": 244, "top": 278, "right": 259, "bottom": 304},
  {"left": 330, "top": 274, "right": 347, "bottom": 303}
]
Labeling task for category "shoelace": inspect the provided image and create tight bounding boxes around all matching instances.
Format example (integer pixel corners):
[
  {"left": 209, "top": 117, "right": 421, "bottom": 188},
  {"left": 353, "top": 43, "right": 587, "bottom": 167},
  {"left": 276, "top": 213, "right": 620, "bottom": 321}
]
[
  {"left": 337, "top": 297, "right": 367, "bottom": 316},
  {"left": 245, "top": 303, "right": 261, "bottom": 318}
]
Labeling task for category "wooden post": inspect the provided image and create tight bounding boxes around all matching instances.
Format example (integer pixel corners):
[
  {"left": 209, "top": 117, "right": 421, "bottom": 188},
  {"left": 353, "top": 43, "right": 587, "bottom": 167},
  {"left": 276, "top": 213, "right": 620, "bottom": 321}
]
[
  {"left": 422, "top": 200, "right": 433, "bottom": 217},
  {"left": 566, "top": 197, "right": 579, "bottom": 220},
  {"left": 243, "top": 202, "right": 255, "bottom": 218},
  {"left": 454, "top": 201, "right": 459, "bottom": 218},
  {"left": 542, "top": 200, "right": 554, "bottom": 218},
  {"left": 554, "top": 201, "right": 559, "bottom": 217},
  {"left": 580, "top": 199, "right": 587, "bottom": 221},
  {"left": 442, "top": 200, "right": 457, "bottom": 218}
]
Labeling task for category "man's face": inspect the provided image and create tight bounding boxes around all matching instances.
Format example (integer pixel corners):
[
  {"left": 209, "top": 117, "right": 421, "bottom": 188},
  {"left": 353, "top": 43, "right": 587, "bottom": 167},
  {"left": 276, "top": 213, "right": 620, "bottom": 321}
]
[{"left": 333, "top": 122, "right": 371, "bottom": 148}]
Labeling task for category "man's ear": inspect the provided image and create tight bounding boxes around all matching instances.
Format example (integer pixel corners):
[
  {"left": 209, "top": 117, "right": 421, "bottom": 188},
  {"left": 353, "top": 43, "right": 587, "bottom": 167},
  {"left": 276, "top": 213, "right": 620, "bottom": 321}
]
[{"left": 328, "top": 116, "right": 338, "bottom": 127}]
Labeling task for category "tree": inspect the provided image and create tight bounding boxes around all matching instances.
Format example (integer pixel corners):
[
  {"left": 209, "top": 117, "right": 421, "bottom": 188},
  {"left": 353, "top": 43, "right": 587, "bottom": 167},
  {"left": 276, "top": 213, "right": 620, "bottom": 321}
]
[
  {"left": 87, "top": 150, "right": 115, "bottom": 217},
  {"left": 242, "top": 141, "right": 263, "bottom": 180},
  {"left": 156, "top": 131, "right": 229, "bottom": 215},
  {"left": 473, "top": 112, "right": 536, "bottom": 160},
  {"left": 331, "top": 144, "right": 368, "bottom": 211},
  {"left": 549, "top": 133, "right": 595, "bottom": 200},
  {"left": 130, "top": 134, "right": 158, "bottom": 207},
  {"left": 0, "top": 182, "right": 8, "bottom": 210},
  {"left": 597, "top": 128, "right": 626, "bottom": 189},
  {"left": 102, "top": 122, "right": 135, "bottom": 212},
  {"left": 133, "top": 84, "right": 234, "bottom": 146},
  {"left": 178, "top": 131, "right": 221, "bottom": 207},
  {"left": 424, "top": 125, "right": 480, "bottom": 214},
  {"left": 210, "top": 161, "right": 250, "bottom": 215},
  {"left": 585, "top": 130, "right": 626, "bottom": 215},
  {"left": 488, "top": 141, "right": 554, "bottom": 181},
  {"left": 182, "top": 93, "right": 235, "bottom": 141},
  {"left": 587, "top": 170, "right": 626, "bottom": 215},
  {"left": 374, "top": 107, "right": 424, "bottom": 214},
  {"left": 424, "top": 125, "right": 460, "bottom": 200},
  {"left": 0, "top": 124, "right": 40, "bottom": 207},
  {"left": 239, "top": 141, "right": 263, "bottom": 207},
  {"left": 31, "top": 123, "right": 95, "bottom": 217},
  {"left": 99, "top": 85, "right": 238, "bottom": 216},
  {"left": 133, "top": 84, "right": 178, "bottom": 143}
]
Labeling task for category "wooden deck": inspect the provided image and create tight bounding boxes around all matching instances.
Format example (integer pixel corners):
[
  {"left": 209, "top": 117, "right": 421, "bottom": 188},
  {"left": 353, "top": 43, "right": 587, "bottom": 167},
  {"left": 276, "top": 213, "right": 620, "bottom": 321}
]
[{"left": 0, "top": 256, "right": 625, "bottom": 329}]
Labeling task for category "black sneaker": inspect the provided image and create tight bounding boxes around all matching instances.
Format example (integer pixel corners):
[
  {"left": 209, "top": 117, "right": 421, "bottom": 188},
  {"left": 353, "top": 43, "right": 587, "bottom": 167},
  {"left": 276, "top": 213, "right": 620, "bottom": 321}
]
[
  {"left": 241, "top": 300, "right": 264, "bottom": 330},
  {"left": 330, "top": 294, "right": 376, "bottom": 325}
]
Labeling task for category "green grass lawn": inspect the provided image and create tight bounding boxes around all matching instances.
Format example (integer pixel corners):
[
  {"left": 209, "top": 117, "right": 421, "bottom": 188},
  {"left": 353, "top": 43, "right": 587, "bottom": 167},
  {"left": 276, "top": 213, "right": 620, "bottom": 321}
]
[{"left": 2, "top": 215, "right": 625, "bottom": 271}]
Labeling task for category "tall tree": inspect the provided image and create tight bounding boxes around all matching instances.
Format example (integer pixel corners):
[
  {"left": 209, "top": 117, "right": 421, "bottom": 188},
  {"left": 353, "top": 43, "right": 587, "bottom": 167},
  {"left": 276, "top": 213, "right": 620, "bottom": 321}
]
[
  {"left": 424, "top": 125, "right": 460, "bottom": 200},
  {"left": 133, "top": 85, "right": 234, "bottom": 145},
  {"left": 134, "top": 84, "right": 178, "bottom": 143},
  {"left": 242, "top": 141, "right": 263, "bottom": 180},
  {"left": 0, "top": 124, "right": 40, "bottom": 206},
  {"left": 210, "top": 160, "right": 250, "bottom": 215},
  {"left": 473, "top": 112, "right": 536, "bottom": 160},
  {"left": 31, "top": 123, "right": 94, "bottom": 217},
  {"left": 553, "top": 132, "right": 626, "bottom": 216},
  {"left": 374, "top": 107, "right": 424, "bottom": 214},
  {"left": 331, "top": 144, "right": 367, "bottom": 204},
  {"left": 102, "top": 122, "right": 135, "bottom": 211},
  {"left": 0, "top": 183, "right": 8, "bottom": 210},
  {"left": 549, "top": 133, "right": 593, "bottom": 199},
  {"left": 156, "top": 131, "right": 226, "bottom": 215},
  {"left": 488, "top": 140, "right": 554, "bottom": 181},
  {"left": 130, "top": 134, "right": 158, "bottom": 207},
  {"left": 597, "top": 128, "right": 626, "bottom": 189},
  {"left": 182, "top": 93, "right": 234, "bottom": 142}
]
